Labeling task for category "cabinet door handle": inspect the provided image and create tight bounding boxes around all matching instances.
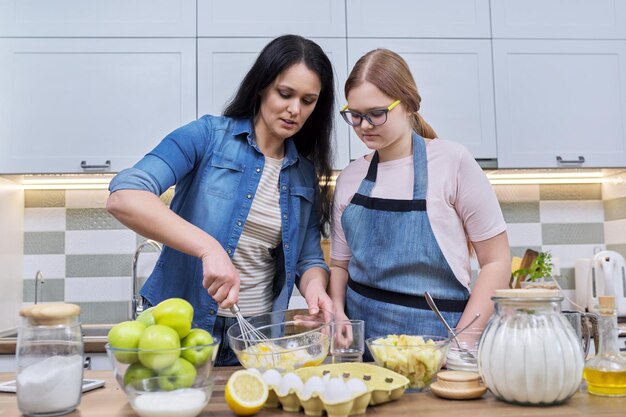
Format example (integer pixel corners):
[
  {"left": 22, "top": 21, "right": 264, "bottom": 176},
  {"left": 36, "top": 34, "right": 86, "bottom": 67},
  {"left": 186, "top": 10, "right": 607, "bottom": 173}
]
[
  {"left": 556, "top": 156, "right": 585, "bottom": 165},
  {"left": 80, "top": 160, "right": 111, "bottom": 170}
]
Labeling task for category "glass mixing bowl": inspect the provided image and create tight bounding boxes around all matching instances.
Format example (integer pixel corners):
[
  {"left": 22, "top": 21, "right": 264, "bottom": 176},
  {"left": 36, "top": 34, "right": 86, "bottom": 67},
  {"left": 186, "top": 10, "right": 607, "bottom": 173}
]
[{"left": 227, "top": 309, "right": 333, "bottom": 372}]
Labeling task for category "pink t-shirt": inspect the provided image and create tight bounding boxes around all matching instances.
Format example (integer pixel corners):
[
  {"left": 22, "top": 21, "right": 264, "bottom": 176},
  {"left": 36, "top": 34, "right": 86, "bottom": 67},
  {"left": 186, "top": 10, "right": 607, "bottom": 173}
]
[{"left": 331, "top": 138, "right": 506, "bottom": 289}]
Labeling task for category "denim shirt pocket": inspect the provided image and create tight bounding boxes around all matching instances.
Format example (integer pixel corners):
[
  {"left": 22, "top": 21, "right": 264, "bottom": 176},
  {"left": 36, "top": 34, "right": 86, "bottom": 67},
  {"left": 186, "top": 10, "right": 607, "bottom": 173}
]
[
  {"left": 290, "top": 185, "right": 315, "bottom": 225},
  {"left": 204, "top": 151, "right": 245, "bottom": 199}
]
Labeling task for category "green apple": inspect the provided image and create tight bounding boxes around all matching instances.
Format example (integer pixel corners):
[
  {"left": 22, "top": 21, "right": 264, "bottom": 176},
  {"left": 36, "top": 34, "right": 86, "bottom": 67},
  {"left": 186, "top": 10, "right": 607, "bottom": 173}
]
[
  {"left": 152, "top": 298, "right": 194, "bottom": 339},
  {"left": 123, "top": 362, "right": 156, "bottom": 387},
  {"left": 157, "top": 357, "right": 197, "bottom": 391},
  {"left": 181, "top": 328, "right": 215, "bottom": 366},
  {"left": 136, "top": 307, "right": 155, "bottom": 326},
  {"left": 108, "top": 320, "right": 147, "bottom": 363},
  {"left": 137, "top": 324, "right": 181, "bottom": 370}
]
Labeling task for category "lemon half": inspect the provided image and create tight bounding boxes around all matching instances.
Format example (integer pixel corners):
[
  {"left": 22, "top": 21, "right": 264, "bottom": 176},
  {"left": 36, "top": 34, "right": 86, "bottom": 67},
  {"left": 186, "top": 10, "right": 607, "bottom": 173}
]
[{"left": 225, "top": 370, "right": 269, "bottom": 416}]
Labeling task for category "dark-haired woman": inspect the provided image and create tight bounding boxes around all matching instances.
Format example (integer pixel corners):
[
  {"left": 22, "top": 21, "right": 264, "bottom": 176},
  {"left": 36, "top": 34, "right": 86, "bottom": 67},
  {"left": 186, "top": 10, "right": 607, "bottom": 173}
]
[{"left": 106, "top": 35, "right": 335, "bottom": 365}]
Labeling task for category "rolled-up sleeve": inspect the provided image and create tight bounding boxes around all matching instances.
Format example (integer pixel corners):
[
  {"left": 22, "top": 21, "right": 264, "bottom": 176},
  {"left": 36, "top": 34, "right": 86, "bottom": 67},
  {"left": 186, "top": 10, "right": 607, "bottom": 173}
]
[{"left": 109, "top": 118, "right": 212, "bottom": 195}]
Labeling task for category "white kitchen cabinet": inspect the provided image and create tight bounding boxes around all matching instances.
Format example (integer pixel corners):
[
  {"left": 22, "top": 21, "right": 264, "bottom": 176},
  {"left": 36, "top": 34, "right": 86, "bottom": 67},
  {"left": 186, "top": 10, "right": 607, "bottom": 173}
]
[
  {"left": 0, "top": 38, "right": 196, "bottom": 174},
  {"left": 491, "top": 0, "right": 626, "bottom": 39},
  {"left": 346, "top": 0, "right": 491, "bottom": 39},
  {"left": 493, "top": 40, "right": 626, "bottom": 168},
  {"left": 0, "top": 0, "right": 196, "bottom": 37},
  {"left": 197, "top": 37, "right": 351, "bottom": 170},
  {"left": 197, "top": 0, "right": 345, "bottom": 38},
  {"left": 347, "top": 39, "right": 497, "bottom": 161}
]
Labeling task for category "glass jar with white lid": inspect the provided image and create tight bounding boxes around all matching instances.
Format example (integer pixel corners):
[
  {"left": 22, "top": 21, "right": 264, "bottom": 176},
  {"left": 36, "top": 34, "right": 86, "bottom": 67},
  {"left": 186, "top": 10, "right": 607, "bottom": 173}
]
[
  {"left": 16, "top": 303, "right": 84, "bottom": 416},
  {"left": 478, "top": 289, "right": 584, "bottom": 406}
]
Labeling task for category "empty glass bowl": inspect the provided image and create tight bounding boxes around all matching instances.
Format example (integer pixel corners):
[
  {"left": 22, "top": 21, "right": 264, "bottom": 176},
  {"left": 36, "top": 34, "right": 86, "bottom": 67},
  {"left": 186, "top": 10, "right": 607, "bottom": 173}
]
[{"left": 227, "top": 309, "right": 333, "bottom": 372}]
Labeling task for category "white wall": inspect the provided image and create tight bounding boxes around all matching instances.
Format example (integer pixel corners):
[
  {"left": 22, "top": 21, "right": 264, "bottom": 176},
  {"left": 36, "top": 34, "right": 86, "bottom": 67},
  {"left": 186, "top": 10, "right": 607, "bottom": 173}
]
[{"left": 0, "top": 177, "right": 23, "bottom": 335}]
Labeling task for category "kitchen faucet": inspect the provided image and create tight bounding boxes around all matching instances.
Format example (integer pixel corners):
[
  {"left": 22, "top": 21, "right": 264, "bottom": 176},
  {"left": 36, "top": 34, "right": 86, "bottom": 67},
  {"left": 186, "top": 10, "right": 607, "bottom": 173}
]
[
  {"left": 34, "top": 270, "right": 45, "bottom": 304},
  {"left": 131, "top": 239, "right": 162, "bottom": 320}
]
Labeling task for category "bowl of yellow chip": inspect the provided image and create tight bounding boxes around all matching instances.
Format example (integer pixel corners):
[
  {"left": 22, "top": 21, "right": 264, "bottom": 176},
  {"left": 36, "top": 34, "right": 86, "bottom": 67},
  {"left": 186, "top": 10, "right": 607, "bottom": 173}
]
[{"left": 366, "top": 335, "right": 449, "bottom": 390}]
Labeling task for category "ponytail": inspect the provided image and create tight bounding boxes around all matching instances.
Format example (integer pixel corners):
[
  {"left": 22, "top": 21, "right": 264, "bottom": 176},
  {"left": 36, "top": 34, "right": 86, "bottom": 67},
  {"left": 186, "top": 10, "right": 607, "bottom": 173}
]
[{"left": 410, "top": 112, "right": 437, "bottom": 139}]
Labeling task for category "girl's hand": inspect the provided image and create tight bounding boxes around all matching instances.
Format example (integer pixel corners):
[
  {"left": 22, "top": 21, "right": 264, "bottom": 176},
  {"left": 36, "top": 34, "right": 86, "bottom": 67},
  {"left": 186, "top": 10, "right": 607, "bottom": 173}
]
[{"left": 200, "top": 248, "right": 240, "bottom": 309}]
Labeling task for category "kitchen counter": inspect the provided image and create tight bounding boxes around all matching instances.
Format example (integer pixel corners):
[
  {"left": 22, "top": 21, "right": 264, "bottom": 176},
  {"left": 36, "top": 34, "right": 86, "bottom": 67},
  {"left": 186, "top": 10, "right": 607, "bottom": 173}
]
[
  {"left": 2, "top": 369, "right": 626, "bottom": 417},
  {"left": 0, "top": 324, "right": 114, "bottom": 354}
]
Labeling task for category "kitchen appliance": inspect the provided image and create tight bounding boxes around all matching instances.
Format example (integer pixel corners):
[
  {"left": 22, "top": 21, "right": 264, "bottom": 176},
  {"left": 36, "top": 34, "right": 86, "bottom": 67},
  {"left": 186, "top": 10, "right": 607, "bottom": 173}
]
[{"left": 588, "top": 251, "right": 626, "bottom": 317}]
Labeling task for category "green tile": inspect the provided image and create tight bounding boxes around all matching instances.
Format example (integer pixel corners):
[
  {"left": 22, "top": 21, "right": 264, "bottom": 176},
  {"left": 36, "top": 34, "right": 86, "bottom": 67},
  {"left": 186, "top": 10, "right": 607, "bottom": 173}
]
[
  {"left": 23, "top": 278, "right": 65, "bottom": 302},
  {"left": 160, "top": 188, "right": 175, "bottom": 206},
  {"left": 24, "top": 232, "right": 65, "bottom": 254},
  {"left": 606, "top": 244, "right": 626, "bottom": 260},
  {"left": 25, "top": 190, "right": 65, "bottom": 207},
  {"left": 135, "top": 235, "right": 162, "bottom": 252},
  {"left": 500, "top": 202, "right": 540, "bottom": 223},
  {"left": 510, "top": 246, "right": 542, "bottom": 258},
  {"left": 76, "top": 301, "right": 130, "bottom": 324},
  {"left": 66, "top": 208, "right": 126, "bottom": 230},
  {"left": 66, "top": 254, "right": 133, "bottom": 277},
  {"left": 542, "top": 223, "right": 604, "bottom": 245},
  {"left": 539, "top": 184, "right": 601, "bottom": 200},
  {"left": 556, "top": 267, "right": 575, "bottom": 290},
  {"left": 604, "top": 197, "right": 626, "bottom": 221}
]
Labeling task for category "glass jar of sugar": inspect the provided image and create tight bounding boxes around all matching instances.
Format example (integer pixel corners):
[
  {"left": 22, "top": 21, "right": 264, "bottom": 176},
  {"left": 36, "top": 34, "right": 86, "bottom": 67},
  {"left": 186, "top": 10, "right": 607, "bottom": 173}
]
[
  {"left": 478, "top": 289, "right": 584, "bottom": 406},
  {"left": 16, "top": 303, "right": 84, "bottom": 416}
]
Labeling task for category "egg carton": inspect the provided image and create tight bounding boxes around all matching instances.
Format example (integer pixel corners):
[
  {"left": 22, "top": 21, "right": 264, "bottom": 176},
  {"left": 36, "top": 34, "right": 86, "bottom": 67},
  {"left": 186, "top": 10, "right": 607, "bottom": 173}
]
[{"left": 260, "top": 363, "right": 409, "bottom": 417}]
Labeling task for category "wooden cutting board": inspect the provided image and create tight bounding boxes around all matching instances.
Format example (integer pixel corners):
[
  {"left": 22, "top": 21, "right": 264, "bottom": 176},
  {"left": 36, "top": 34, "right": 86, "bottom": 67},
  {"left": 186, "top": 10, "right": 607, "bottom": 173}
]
[{"left": 510, "top": 249, "right": 539, "bottom": 288}]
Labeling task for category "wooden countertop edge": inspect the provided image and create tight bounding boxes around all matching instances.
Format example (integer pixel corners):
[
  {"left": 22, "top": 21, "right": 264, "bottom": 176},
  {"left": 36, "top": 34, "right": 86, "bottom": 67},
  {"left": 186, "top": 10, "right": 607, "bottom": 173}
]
[
  {"left": 0, "top": 338, "right": 108, "bottom": 354},
  {"left": 2, "top": 369, "right": 626, "bottom": 417}
]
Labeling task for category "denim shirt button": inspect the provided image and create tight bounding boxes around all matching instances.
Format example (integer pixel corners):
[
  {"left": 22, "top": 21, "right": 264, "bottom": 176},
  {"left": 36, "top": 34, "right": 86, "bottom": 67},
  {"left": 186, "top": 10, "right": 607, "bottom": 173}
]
[
  {"left": 256, "top": 167, "right": 261, "bottom": 173},
  {"left": 284, "top": 243, "right": 289, "bottom": 249},
  {"left": 209, "top": 310, "right": 215, "bottom": 315},
  {"left": 283, "top": 213, "right": 288, "bottom": 220},
  {"left": 281, "top": 185, "right": 287, "bottom": 191},
  {"left": 227, "top": 249, "right": 232, "bottom": 254},
  {"left": 246, "top": 193, "right": 252, "bottom": 199},
  {"left": 237, "top": 221, "right": 242, "bottom": 227}
]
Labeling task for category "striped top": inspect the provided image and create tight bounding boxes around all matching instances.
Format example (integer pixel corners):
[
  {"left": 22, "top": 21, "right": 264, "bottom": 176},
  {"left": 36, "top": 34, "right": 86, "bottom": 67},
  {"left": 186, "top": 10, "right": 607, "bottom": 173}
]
[{"left": 218, "top": 156, "right": 283, "bottom": 317}]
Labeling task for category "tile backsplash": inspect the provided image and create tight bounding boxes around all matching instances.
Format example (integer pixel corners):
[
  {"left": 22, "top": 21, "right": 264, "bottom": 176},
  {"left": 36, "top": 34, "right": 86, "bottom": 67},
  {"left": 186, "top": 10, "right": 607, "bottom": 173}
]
[{"left": 19, "top": 178, "right": 626, "bottom": 324}]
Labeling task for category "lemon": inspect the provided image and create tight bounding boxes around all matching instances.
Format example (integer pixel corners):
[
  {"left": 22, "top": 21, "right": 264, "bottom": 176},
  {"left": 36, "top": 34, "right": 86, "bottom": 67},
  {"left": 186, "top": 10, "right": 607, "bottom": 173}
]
[{"left": 225, "top": 370, "right": 269, "bottom": 416}]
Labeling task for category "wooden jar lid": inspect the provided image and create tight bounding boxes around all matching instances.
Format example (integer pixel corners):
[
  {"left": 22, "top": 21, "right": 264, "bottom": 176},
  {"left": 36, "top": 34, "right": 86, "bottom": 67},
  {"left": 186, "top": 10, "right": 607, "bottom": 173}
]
[
  {"left": 494, "top": 288, "right": 560, "bottom": 298},
  {"left": 431, "top": 371, "right": 487, "bottom": 400},
  {"left": 19, "top": 303, "right": 81, "bottom": 325}
]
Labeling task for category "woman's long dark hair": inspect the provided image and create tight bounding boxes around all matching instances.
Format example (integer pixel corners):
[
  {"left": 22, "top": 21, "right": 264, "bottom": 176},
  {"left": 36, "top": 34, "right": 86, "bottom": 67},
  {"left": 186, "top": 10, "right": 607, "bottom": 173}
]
[{"left": 224, "top": 34, "right": 334, "bottom": 236}]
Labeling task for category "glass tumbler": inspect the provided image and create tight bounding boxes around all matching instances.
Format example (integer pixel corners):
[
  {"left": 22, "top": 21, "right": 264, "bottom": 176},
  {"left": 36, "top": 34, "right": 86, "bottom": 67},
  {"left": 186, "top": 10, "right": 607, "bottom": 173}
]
[
  {"left": 16, "top": 303, "right": 84, "bottom": 416},
  {"left": 330, "top": 320, "right": 365, "bottom": 363}
]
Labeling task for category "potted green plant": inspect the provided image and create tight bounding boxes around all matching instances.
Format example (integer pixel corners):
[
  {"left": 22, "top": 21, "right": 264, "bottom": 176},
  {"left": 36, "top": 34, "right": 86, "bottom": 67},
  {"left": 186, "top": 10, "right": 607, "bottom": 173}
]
[{"left": 512, "top": 251, "right": 557, "bottom": 289}]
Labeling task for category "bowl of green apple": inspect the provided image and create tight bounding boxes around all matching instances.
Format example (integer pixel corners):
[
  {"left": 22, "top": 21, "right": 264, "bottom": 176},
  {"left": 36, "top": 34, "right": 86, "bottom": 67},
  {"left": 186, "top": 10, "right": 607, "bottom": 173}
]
[{"left": 105, "top": 298, "right": 220, "bottom": 417}]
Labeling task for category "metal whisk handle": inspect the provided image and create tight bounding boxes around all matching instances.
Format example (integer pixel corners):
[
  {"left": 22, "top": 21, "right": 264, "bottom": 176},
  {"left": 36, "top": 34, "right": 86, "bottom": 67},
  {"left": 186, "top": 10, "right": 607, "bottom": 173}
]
[{"left": 230, "top": 304, "right": 241, "bottom": 315}]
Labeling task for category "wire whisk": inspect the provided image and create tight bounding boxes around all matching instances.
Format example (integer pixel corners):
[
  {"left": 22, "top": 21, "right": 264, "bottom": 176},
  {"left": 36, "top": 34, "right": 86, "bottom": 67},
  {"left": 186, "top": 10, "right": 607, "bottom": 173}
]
[{"left": 230, "top": 304, "right": 271, "bottom": 349}]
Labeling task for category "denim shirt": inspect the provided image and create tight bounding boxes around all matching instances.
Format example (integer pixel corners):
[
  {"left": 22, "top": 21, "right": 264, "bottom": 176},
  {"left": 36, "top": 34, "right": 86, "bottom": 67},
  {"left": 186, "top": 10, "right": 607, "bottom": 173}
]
[{"left": 109, "top": 115, "right": 329, "bottom": 332}]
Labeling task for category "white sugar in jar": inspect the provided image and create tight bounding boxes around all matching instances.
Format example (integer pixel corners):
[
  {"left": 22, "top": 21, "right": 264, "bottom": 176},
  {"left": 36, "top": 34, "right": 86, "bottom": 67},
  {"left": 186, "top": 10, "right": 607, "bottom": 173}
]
[{"left": 16, "top": 303, "right": 84, "bottom": 416}]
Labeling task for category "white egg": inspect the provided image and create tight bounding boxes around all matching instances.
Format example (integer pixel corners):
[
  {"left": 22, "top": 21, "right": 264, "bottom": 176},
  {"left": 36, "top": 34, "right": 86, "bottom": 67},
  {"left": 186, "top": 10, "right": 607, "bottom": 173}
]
[
  {"left": 262, "top": 369, "right": 282, "bottom": 388},
  {"left": 345, "top": 378, "right": 368, "bottom": 396},
  {"left": 301, "top": 376, "right": 325, "bottom": 400},
  {"left": 278, "top": 372, "right": 304, "bottom": 396},
  {"left": 322, "top": 377, "right": 352, "bottom": 404}
]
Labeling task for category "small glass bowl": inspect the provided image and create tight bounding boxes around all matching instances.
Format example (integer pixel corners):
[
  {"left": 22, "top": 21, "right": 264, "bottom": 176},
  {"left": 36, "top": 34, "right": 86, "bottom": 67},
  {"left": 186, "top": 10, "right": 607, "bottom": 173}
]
[
  {"left": 125, "top": 377, "right": 214, "bottom": 417},
  {"left": 367, "top": 335, "right": 450, "bottom": 391},
  {"left": 446, "top": 328, "right": 483, "bottom": 373},
  {"left": 227, "top": 309, "right": 333, "bottom": 372}
]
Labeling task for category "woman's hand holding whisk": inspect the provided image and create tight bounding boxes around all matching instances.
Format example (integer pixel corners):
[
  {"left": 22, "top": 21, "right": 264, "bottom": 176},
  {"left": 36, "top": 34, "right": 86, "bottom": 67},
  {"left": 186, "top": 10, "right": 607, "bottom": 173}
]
[{"left": 200, "top": 245, "right": 240, "bottom": 309}]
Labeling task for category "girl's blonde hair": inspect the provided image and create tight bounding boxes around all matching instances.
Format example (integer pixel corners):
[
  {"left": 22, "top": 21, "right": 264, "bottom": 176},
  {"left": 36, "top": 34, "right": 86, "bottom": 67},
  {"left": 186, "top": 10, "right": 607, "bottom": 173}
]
[{"left": 344, "top": 49, "right": 437, "bottom": 139}]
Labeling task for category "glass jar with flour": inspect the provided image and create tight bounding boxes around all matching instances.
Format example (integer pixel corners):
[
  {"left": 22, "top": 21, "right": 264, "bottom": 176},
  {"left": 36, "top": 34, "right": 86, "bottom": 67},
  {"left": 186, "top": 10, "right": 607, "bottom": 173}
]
[
  {"left": 16, "top": 303, "right": 84, "bottom": 416},
  {"left": 478, "top": 289, "right": 584, "bottom": 406}
]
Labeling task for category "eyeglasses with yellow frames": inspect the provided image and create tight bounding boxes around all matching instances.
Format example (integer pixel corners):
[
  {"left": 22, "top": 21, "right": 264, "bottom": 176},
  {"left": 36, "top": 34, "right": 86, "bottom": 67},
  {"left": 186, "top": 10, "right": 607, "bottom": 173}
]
[{"left": 340, "top": 100, "right": 401, "bottom": 127}]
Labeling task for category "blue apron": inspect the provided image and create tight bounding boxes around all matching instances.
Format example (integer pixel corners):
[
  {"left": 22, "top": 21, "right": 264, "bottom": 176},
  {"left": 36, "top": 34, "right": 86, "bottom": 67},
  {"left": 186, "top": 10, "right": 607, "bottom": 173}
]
[{"left": 342, "top": 133, "right": 469, "bottom": 343}]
